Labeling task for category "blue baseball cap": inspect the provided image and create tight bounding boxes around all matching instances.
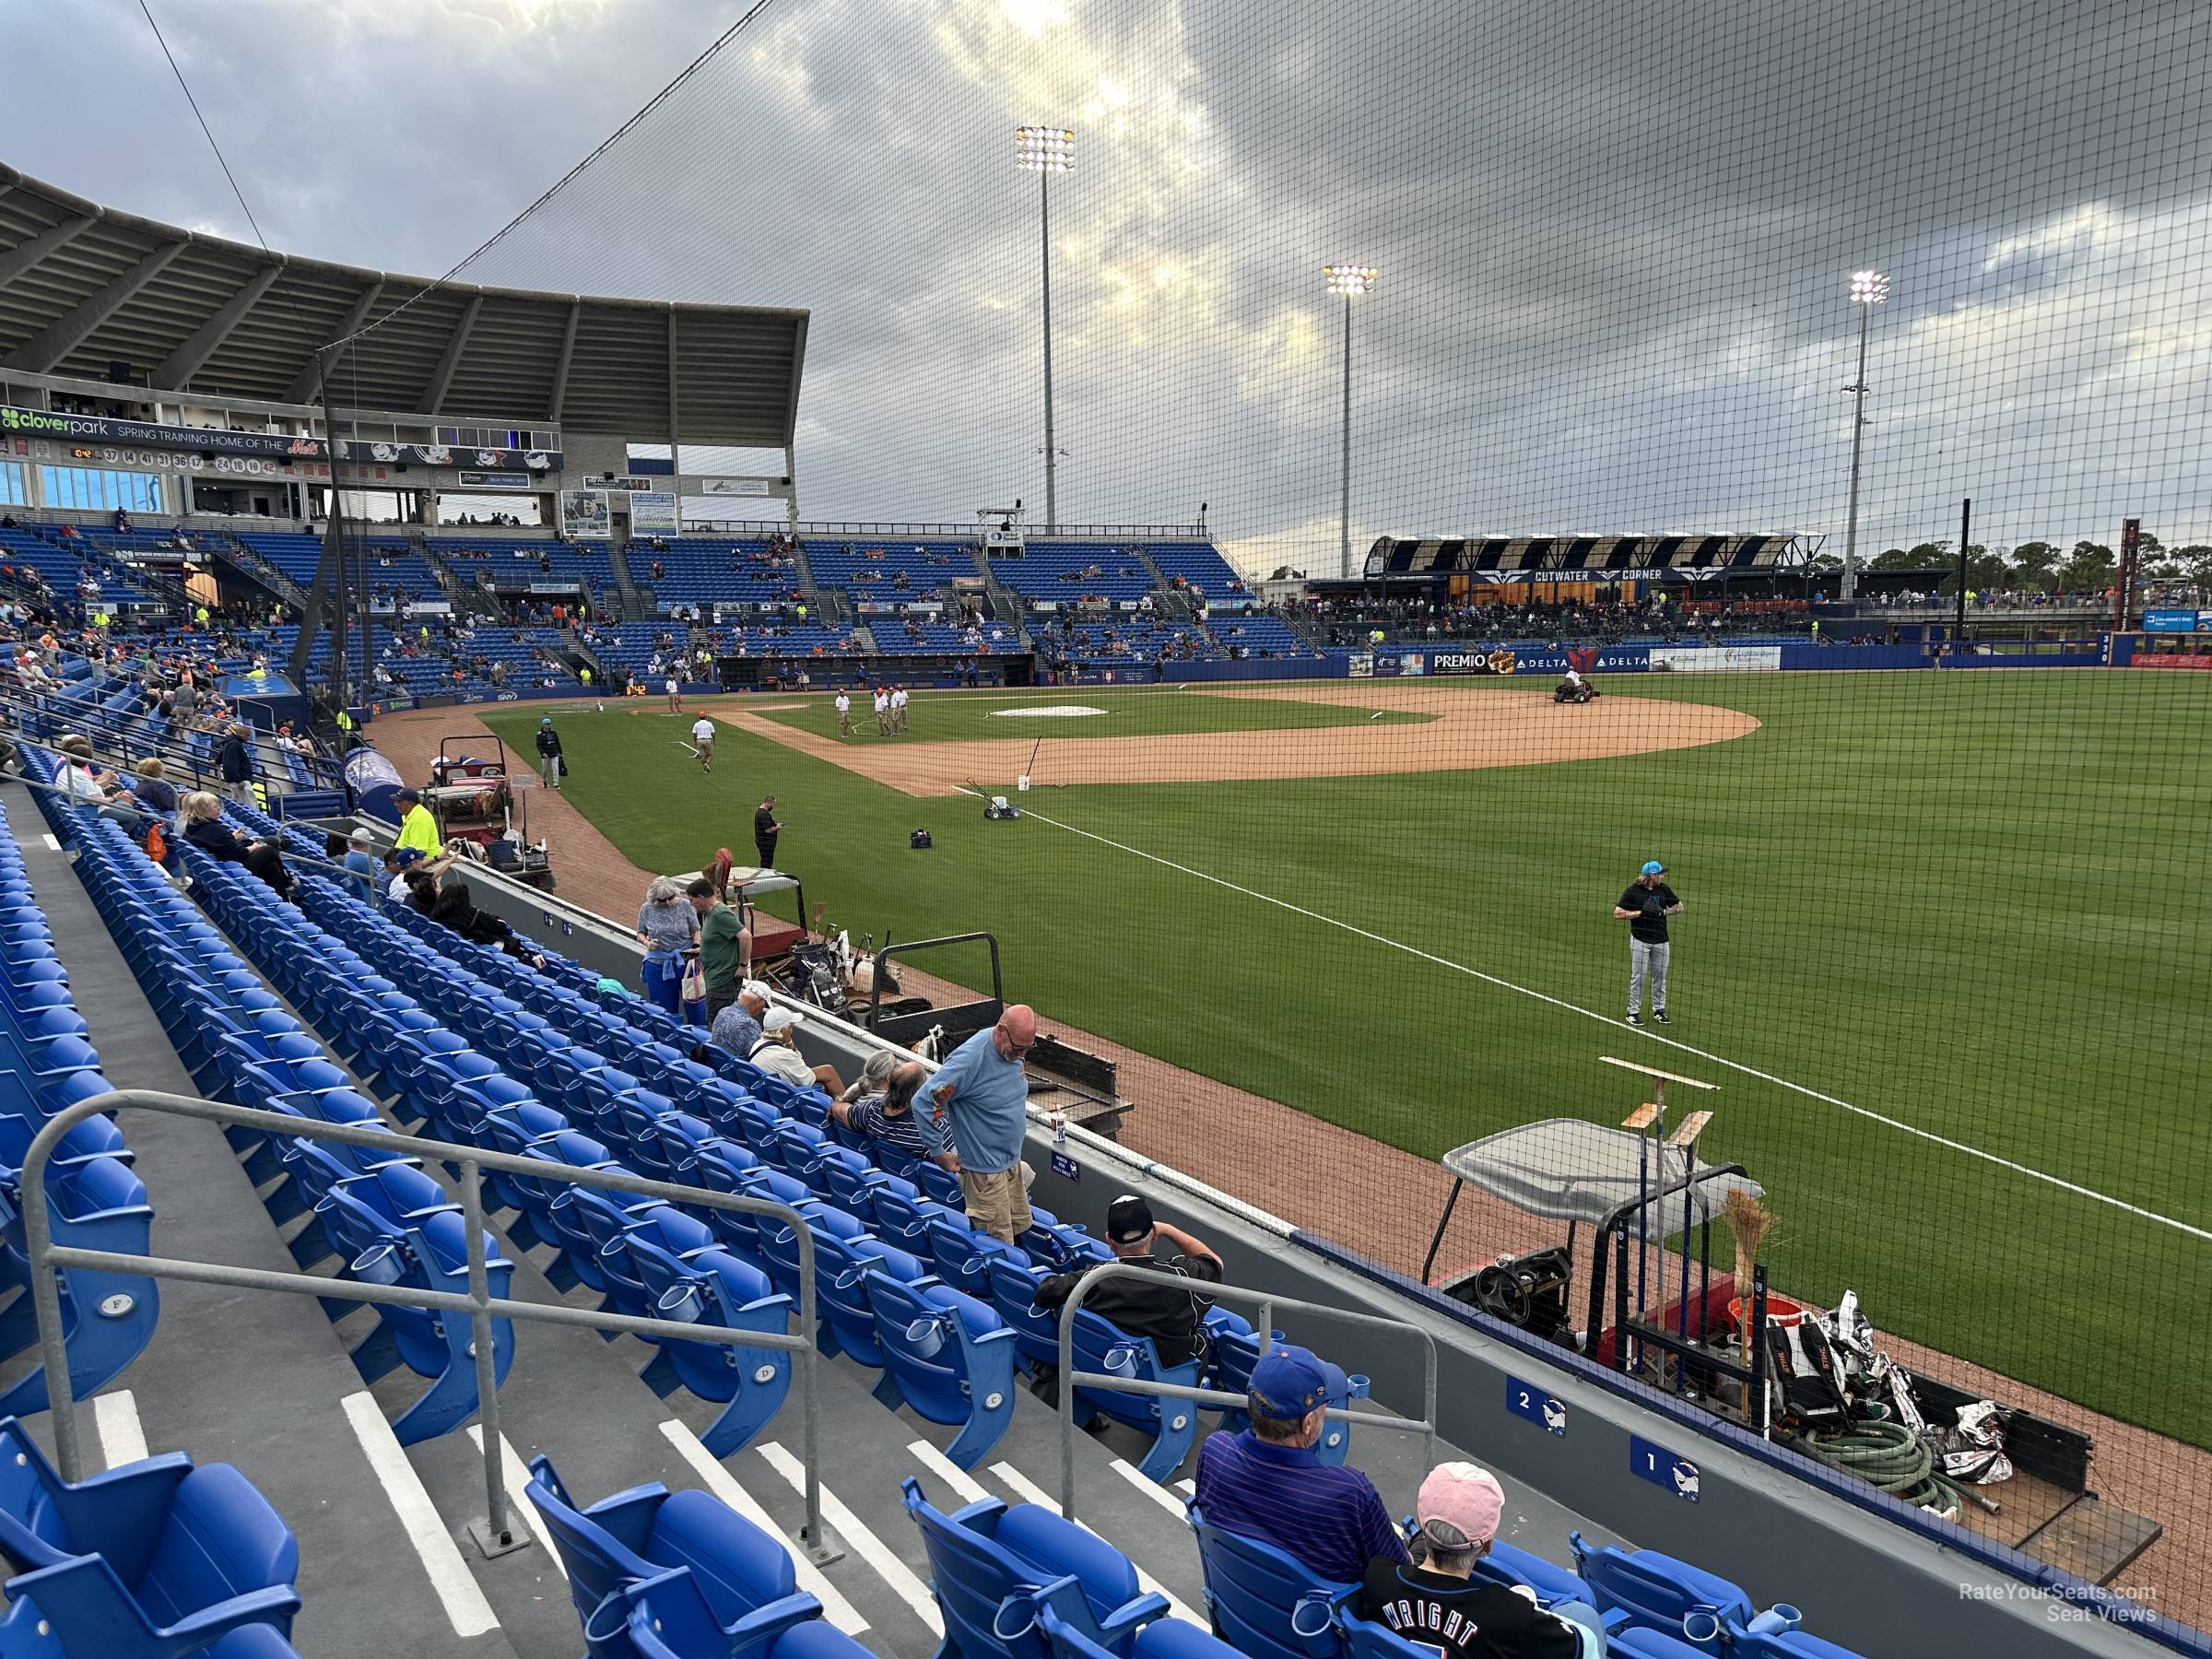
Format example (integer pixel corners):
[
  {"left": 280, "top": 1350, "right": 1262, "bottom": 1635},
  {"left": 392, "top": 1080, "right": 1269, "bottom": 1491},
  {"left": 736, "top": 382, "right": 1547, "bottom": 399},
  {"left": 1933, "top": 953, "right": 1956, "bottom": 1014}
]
[
  {"left": 1246, "top": 1344, "right": 1348, "bottom": 1418},
  {"left": 1641, "top": 860, "right": 1665, "bottom": 877}
]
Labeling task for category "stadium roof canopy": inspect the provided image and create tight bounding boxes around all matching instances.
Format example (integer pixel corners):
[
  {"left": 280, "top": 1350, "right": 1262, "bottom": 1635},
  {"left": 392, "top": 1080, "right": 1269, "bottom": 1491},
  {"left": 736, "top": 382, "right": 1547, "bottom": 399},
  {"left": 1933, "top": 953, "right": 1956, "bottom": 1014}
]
[{"left": 0, "top": 163, "right": 807, "bottom": 446}]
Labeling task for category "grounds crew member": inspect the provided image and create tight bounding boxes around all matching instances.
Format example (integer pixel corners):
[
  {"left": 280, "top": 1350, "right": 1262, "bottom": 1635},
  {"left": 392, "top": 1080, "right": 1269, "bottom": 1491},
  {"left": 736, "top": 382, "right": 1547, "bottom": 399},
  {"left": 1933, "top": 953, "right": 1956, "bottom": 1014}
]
[
  {"left": 1614, "top": 859, "right": 1681, "bottom": 1026},
  {"left": 835, "top": 690, "right": 852, "bottom": 735},
  {"left": 394, "top": 787, "right": 442, "bottom": 858},
  {"left": 753, "top": 794, "right": 782, "bottom": 868},
  {"left": 535, "top": 716, "right": 565, "bottom": 790},
  {"left": 690, "top": 713, "right": 716, "bottom": 772}
]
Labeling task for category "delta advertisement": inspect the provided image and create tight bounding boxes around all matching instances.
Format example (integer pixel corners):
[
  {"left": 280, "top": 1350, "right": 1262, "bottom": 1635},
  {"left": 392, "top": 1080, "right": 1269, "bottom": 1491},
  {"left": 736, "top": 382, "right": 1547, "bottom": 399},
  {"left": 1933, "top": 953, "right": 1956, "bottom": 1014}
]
[
  {"left": 1423, "top": 644, "right": 1653, "bottom": 676},
  {"left": 0, "top": 406, "right": 562, "bottom": 472}
]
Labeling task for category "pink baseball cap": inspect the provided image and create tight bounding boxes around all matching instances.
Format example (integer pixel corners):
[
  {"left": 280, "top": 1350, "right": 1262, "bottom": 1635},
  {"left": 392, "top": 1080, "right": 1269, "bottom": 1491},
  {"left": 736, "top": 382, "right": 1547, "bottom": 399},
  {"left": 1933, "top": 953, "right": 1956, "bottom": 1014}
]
[{"left": 1416, "top": 1463, "right": 1504, "bottom": 1549}]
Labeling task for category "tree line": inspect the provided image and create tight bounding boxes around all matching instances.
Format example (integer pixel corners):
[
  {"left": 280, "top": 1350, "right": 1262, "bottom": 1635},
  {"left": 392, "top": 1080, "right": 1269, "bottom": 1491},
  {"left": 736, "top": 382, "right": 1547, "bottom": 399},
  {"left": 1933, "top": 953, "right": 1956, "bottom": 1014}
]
[{"left": 1806, "top": 531, "right": 2211, "bottom": 595}]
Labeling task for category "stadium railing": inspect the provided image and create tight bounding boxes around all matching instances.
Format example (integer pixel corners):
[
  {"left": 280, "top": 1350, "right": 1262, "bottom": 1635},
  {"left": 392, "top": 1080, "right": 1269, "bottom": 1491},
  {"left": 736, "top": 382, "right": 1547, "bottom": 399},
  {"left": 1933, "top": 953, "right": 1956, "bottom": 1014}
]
[{"left": 20, "top": 1088, "right": 843, "bottom": 1565}]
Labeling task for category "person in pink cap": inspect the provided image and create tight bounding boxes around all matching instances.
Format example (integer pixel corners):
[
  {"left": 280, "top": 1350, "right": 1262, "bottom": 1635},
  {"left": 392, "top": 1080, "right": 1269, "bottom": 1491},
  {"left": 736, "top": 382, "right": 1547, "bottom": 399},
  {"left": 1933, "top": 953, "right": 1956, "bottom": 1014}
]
[{"left": 1357, "top": 1463, "right": 1598, "bottom": 1657}]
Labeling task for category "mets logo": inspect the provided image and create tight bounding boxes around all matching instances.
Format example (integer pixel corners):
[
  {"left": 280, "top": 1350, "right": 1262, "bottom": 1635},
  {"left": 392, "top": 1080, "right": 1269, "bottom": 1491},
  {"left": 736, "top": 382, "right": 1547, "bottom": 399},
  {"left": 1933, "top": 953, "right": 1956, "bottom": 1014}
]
[{"left": 1567, "top": 648, "right": 1599, "bottom": 673}]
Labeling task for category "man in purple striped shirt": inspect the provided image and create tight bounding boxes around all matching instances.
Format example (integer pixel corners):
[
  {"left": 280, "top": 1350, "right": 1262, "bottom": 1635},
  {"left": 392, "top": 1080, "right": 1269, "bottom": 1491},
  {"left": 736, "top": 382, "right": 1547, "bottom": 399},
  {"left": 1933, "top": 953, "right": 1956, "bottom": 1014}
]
[{"left": 1193, "top": 1345, "right": 1407, "bottom": 1583}]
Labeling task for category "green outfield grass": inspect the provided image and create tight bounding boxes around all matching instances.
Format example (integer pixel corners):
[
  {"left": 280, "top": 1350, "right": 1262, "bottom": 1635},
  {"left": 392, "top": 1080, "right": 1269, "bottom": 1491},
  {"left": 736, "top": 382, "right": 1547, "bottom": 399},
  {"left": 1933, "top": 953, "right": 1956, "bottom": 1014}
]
[
  {"left": 751, "top": 687, "right": 1432, "bottom": 743},
  {"left": 483, "top": 669, "right": 2212, "bottom": 1444}
]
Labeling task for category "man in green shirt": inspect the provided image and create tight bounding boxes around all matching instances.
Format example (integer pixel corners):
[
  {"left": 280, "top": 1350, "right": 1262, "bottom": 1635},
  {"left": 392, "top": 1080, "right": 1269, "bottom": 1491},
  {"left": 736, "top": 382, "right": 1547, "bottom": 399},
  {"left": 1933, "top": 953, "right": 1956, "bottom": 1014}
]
[{"left": 688, "top": 877, "right": 750, "bottom": 1015}]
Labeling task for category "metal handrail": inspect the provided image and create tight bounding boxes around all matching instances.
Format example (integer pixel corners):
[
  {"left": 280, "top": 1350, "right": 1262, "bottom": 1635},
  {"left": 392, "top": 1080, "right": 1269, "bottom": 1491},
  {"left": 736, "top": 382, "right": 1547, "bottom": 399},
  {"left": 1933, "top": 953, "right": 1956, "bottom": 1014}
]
[
  {"left": 21, "top": 1088, "right": 842, "bottom": 1565},
  {"left": 1053, "top": 1263, "right": 1439, "bottom": 1519}
]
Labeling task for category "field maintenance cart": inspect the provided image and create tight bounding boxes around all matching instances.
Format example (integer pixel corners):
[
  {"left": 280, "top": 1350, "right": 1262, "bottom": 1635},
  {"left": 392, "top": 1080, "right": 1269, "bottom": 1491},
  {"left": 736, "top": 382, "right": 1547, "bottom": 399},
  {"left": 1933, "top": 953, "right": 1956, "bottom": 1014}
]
[{"left": 1418, "top": 1056, "right": 2158, "bottom": 1586}]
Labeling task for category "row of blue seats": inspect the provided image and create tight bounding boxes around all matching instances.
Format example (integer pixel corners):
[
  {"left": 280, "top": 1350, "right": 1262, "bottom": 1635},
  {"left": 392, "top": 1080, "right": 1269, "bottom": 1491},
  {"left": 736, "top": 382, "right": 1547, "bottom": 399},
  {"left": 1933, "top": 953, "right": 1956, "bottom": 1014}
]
[
  {"left": 0, "top": 778, "right": 159, "bottom": 1422},
  {"left": 47, "top": 797, "right": 511, "bottom": 1448},
  {"left": 283, "top": 868, "right": 1256, "bottom": 1474},
  {"left": 276, "top": 850, "right": 1377, "bottom": 1484}
]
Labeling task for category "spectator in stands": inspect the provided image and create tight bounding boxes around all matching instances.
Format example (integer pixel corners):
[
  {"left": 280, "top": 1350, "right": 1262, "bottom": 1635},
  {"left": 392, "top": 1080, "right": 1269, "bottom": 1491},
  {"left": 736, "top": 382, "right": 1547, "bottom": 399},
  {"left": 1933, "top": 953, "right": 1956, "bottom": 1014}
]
[
  {"left": 830, "top": 1059, "right": 958, "bottom": 1171},
  {"left": 635, "top": 875, "right": 702, "bottom": 1018},
  {"left": 383, "top": 847, "right": 427, "bottom": 901},
  {"left": 340, "top": 828, "right": 380, "bottom": 902},
  {"left": 180, "top": 791, "right": 294, "bottom": 900},
  {"left": 115, "top": 755, "right": 177, "bottom": 832},
  {"left": 210, "top": 722, "right": 256, "bottom": 804},
  {"left": 747, "top": 1006, "right": 845, "bottom": 1096},
  {"left": 394, "top": 788, "right": 442, "bottom": 858},
  {"left": 1360, "top": 1465, "right": 1592, "bottom": 1657},
  {"left": 1034, "top": 1194, "right": 1222, "bottom": 1368},
  {"left": 1192, "top": 1344, "right": 1406, "bottom": 1583},
  {"left": 405, "top": 864, "right": 543, "bottom": 966},
  {"left": 54, "top": 735, "right": 122, "bottom": 814},
  {"left": 928, "top": 1005, "right": 1040, "bottom": 1243},
  {"left": 709, "top": 978, "right": 771, "bottom": 1055},
  {"left": 690, "top": 878, "right": 749, "bottom": 1015}
]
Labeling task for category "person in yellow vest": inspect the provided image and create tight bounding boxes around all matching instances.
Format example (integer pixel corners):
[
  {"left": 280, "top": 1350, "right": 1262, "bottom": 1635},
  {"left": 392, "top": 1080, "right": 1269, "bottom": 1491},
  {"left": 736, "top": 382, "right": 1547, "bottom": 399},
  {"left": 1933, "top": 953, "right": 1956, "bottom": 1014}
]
[
  {"left": 194, "top": 605, "right": 211, "bottom": 629},
  {"left": 580, "top": 665, "right": 593, "bottom": 688},
  {"left": 93, "top": 612, "right": 110, "bottom": 631},
  {"left": 394, "top": 787, "right": 441, "bottom": 856}
]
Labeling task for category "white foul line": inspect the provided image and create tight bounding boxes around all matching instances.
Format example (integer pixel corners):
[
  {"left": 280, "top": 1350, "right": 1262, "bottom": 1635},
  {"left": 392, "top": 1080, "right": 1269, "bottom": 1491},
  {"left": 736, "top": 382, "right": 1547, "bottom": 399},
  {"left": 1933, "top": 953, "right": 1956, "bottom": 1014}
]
[
  {"left": 465, "top": 1425, "right": 565, "bottom": 1577},
  {"left": 962, "top": 789, "right": 2212, "bottom": 1246},
  {"left": 757, "top": 1441, "right": 941, "bottom": 1636},
  {"left": 657, "top": 1420, "right": 867, "bottom": 1635},
  {"left": 340, "top": 1392, "right": 500, "bottom": 1638},
  {"left": 91, "top": 1390, "right": 148, "bottom": 1469},
  {"left": 988, "top": 1461, "right": 1201, "bottom": 1624}
]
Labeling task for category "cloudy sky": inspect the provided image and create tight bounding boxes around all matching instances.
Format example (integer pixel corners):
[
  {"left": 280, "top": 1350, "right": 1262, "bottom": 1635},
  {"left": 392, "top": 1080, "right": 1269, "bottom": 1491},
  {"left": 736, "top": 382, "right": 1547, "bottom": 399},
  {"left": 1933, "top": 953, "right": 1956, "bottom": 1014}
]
[{"left": 7, "top": 0, "right": 2207, "bottom": 571}]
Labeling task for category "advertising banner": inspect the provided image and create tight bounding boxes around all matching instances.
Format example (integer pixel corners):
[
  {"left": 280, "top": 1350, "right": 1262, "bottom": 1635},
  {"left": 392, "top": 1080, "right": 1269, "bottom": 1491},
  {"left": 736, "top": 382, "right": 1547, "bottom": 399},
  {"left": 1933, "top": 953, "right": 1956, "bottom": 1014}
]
[
  {"left": 1346, "top": 653, "right": 1374, "bottom": 678},
  {"left": 457, "top": 470, "right": 531, "bottom": 489},
  {"left": 1648, "top": 644, "right": 1782, "bottom": 673},
  {"left": 558, "top": 488, "right": 610, "bottom": 539},
  {"left": 698, "top": 477, "right": 774, "bottom": 497},
  {"left": 0, "top": 406, "right": 560, "bottom": 471},
  {"left": 629, "top": 490, "right": 679, "bottom": 533},
  {"left": 2142, "top": 608, "right": 2207, "bottom": 632}
]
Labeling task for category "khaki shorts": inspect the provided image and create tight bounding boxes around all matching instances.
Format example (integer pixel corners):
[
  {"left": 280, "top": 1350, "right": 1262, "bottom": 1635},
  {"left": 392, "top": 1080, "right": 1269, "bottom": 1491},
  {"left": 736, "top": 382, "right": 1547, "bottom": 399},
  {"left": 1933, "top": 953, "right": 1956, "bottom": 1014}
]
[{"left": 959, "top": 1165, "right": 1035, "bottom": 1243}]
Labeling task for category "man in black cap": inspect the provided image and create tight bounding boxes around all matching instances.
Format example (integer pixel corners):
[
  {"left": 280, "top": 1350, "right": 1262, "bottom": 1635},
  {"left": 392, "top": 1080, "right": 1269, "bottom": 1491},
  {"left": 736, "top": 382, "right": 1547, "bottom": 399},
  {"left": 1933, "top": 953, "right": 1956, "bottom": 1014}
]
[{"left": 1034, "top": 1194, "right": 1223, "bottom": 1368}]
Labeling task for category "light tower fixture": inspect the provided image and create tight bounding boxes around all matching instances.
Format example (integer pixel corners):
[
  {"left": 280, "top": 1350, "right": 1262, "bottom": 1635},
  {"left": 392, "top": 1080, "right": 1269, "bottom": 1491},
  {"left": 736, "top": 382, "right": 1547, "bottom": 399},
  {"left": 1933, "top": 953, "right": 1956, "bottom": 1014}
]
[
  {"left": 1841, "top": 269, "right": 1889, "bottom": 601},
  {"left": 1017, "top": 126, "right": 1076, "bottom": 531},
  {"left": 1324, "top": 265, "right": 1379, "bottom": 579}
]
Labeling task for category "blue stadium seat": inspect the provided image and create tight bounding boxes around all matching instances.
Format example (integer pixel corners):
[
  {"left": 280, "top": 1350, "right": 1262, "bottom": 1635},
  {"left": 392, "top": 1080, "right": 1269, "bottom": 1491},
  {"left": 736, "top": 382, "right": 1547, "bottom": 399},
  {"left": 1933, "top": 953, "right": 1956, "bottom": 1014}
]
[
  {"left": 1039, "top": 1607, "right": 1243, "bottom": 1659},
  {"left": 0, "top": 1416, "right": 300, "bottom": 1658},
  {"left": 1188, "top": 1504, "right": 1349, "bottom": 1659},
  {"left": 626, "top": 1585, "right": 876, "bottom": 1659},
  {"left": 341, "top": 1207, "right": 515, "bottom": 1445},
  {"left": 525, "top": 1454, "right": 822, "bottom": 1659},
  {"left": 626, "top": 1232, "right": 794, "bottom": 1457},
  {"left": 1568, "top": 1532, "right": 1756, "bottom": 1653},
  {"left": 1724, "top": 1628, "right": 1864, "bottom": 1659},
  {"left": 865, "top": 1270, "right": 1018, "bottom": 1469},
  {"left": 1065, "top": 1312, "right": 1201, "bottom": 1482},
  {"left": 901, "top": 1477, "right": 1166, "bottom": 1659}
]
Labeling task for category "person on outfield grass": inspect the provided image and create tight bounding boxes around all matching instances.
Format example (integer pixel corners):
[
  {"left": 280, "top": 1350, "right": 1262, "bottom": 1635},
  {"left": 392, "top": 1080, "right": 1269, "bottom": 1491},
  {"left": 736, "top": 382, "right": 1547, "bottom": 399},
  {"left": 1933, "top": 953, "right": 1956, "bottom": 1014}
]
[
  {"left": 891, "top": 685, "right": 909, "bottom": 733},
  {"left": 690, "top": 713, "right": 716, "bottom": 772},
  {"left": 831, "top": 1060, "right": 959, "bottom": 1171},
  {"left": 535, "top": 716, "right": 565, "bottom": 790},
  {"left": 873, "top": 685, "right": 889, "bottom": 735},
  {"left": 753, "top": 794, "right": 782, "bottom": 867},
  {"left": 1193, "top": 1344, "right": 1406, "bottom": 1583},
  {"left": 1360, "top": 1464, "right": 1597, "bottom": 1657},
  {"left": 929, "top": 1004, "right": 1041, "bottom": 1242},
  {"left": 1034, "top": 1194, "right": 1222, "bottom": 1368},
  {"left": 1614, "top": 859, "right": 1681, "bottom": 1026},
  {"left": 835, "top": 689, "right": 852, "bottom": 735}
]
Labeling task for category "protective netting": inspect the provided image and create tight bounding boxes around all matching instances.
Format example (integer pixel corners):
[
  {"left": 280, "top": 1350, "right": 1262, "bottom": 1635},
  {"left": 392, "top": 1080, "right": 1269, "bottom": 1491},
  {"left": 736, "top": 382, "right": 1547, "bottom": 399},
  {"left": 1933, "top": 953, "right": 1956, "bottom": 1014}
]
[{"left": 264, "top": 0, "right": 2212, "bottom": 1632}]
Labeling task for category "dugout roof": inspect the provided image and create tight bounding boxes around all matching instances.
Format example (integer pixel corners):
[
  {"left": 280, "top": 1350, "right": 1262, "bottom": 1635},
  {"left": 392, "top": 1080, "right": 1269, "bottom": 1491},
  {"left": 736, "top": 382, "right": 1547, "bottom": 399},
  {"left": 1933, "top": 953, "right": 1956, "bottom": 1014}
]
[
  {"left": 1367, "top": 534, "right": 1809, "bottom": 577},
  {"left": 0, "top": 163, "right": 807, "bottom": 445}
]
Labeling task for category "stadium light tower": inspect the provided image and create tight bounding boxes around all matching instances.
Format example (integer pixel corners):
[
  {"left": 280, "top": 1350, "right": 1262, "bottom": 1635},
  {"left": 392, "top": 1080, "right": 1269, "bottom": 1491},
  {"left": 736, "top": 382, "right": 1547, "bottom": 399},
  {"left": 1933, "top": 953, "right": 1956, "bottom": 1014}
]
[
  {"left": 1324, "top": 264, "right": 1378, "bottom": 581},
  {"left": 1017, "top": 125, "right": 1075, "bottom": 533},
  {"left": 1840, "top": 268, "right": 1889, "bottom": 601}
]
